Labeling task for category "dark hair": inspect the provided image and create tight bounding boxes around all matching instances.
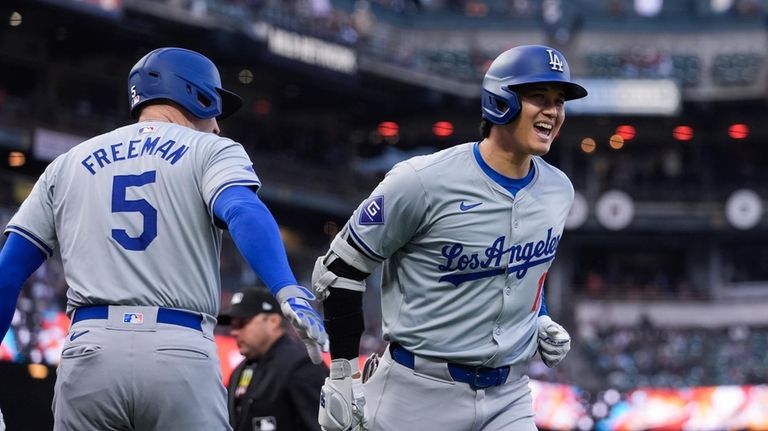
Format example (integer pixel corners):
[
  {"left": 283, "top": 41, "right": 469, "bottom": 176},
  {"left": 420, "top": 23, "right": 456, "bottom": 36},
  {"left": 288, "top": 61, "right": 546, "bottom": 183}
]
[{"left": 479, "top": 119, "right": 493, "bottom": 139}]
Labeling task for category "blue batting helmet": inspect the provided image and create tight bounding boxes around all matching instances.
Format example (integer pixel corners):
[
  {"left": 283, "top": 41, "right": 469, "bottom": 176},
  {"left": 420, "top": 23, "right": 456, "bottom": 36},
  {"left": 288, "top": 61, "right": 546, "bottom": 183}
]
[
  {"left": 481, "top": 45, "right": 587, "bottom": 125},
  {"left": 128, "top": 47, "right": 242, "bottom": 120}
]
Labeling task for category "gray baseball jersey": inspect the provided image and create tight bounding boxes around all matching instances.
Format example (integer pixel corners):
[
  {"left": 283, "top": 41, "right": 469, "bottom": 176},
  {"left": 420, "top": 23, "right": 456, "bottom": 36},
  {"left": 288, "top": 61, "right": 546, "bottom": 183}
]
[
  {"left": 5, "top": 121, "right": 260, "bottom": 317},
  {"left": 346, "top": 142, "right": 573, "bottom": 367}
]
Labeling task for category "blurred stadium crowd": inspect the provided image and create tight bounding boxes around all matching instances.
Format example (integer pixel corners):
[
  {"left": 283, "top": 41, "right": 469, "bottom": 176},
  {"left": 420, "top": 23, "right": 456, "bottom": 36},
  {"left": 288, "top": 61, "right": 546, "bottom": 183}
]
[{"left": 2, "top": 0, "right": 768, "bottom": 429}]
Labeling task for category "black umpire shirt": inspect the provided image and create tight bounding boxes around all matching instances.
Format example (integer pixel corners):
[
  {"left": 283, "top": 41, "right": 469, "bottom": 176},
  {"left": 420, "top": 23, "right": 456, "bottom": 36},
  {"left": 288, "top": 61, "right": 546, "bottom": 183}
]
[{"left": 227, "top": 334, "right": 329, "bottom": 431}]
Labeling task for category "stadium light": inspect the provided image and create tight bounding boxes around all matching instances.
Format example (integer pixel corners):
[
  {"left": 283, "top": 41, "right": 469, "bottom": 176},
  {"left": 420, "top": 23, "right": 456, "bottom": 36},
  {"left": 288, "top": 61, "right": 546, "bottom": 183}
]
[
  {"left": 9, "top": 12, "right": 22, "bottom": 27},
  {"left": 432, "top": 121, "right": 454, "bottom": 138},
  {"left": 672, "top": 125, "right": 694, "bottom": 141},
  {"left": 238, "top": 69, "right": 254, "bottom": 84},
  {"left": 378, "top": 121, "right": 399, "bottom": 138},
  {"left": 728, "top": 123, "right": 749, "bottom": 139},
  {"left": 28, "top": 363, "right": 48, "bottom": 380},
  {"left": 615, "top": 124, "right": 636, "bottom": 141},
  {"left": 609, "top": 134, "right": 625, "bottom": 150},
  {"left": 8, "top": 151, "right": 25, "bottom": 167},
  {"left": 253, "top": 99, "right": 271, "bottom": 116},
  {"left": 580, "top": 137, "right": 596, "bottom": 153}
]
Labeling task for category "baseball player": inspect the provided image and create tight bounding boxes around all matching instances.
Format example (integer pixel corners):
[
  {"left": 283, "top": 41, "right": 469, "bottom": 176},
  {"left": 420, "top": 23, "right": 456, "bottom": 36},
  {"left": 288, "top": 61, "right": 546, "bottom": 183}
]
[
  {"left": 0, "top": 47, "right": 326, "bottom": 430},
  {"left": 312, "top": 45, "right": 586, "bottom": 430}
]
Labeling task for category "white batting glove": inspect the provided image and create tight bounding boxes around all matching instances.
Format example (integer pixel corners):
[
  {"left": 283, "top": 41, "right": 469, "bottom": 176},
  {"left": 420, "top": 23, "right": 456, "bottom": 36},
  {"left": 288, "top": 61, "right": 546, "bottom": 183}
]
[
  {"left": 0, "top": 406, "right": 5, "bottom": 431},
  {"left": 537, "top": 315, "right": 571, "bottom": 368},
  {"left": 319, "top": 359, "right": 368, "bottom": 431},
  {"left": 276, "top": 285, "right": 329, "bottom": 364}
]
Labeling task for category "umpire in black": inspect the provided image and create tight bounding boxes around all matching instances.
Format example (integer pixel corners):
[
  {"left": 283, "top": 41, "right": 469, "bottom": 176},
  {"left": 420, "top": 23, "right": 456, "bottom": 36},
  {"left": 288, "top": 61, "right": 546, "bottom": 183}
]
[{"left": 220, "top": 287, "right": 328, "bottom": 431}]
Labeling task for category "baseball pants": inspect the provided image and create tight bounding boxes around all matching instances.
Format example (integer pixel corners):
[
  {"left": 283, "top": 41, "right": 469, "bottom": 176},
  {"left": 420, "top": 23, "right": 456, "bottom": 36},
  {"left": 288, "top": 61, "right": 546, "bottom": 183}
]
[
  {"left": 363, "top": 345, "right": 536, "bottom": 431},
  {"left": 53, "top": 305, "right": 231, "bottom": 431}
]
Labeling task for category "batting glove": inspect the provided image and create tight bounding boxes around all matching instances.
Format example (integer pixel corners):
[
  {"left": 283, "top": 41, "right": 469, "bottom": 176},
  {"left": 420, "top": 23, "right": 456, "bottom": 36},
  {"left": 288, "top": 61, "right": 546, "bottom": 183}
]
[
  {"left": 319, "top": 359, "right": 369, "bottom": 431},
  {"left": 276, "top": 285, "right": 329, "bottom": 364},
  {"left": 0, "top": 406, "right": 5, "bottom": 431},
  {"left": 537, "top": 315, "right": 571, "bottom": 368}
]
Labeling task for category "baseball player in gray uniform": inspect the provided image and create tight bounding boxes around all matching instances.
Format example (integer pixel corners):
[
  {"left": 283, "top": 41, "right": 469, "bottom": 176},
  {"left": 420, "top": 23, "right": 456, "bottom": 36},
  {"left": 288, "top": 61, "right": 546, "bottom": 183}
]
[
  {"left": 0, "top": 47, "right": 326, "bottom": 430},
  {"left": 311, "top": 45, "right": 587, "bottom": 430}
]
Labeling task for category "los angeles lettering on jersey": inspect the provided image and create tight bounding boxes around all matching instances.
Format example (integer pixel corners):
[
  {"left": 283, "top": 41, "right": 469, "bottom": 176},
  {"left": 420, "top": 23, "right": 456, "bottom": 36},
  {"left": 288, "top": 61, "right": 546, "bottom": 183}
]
[
  {"left": 81, "top": 136, "right": 189, "bottom": 175},
  {"left": 438, "top": 228, "right": 560, "bottom": 286}
]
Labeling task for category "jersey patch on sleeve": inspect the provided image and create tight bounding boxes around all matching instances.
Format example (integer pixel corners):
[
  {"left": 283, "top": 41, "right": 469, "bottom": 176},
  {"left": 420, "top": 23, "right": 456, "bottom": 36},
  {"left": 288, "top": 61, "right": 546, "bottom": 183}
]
[{"left": 359, "top": 195, "right": 384, "bottom": 225}]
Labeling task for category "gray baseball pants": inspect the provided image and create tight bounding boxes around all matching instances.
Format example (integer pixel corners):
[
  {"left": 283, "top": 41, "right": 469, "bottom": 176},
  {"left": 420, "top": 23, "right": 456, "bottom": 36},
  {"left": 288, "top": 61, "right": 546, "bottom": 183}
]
[
  {"left": 364, "top": 345, "right": 536, "bottom": 431},
  {"left": 53, "top": 305, "right": 231, "bottom": 431}
]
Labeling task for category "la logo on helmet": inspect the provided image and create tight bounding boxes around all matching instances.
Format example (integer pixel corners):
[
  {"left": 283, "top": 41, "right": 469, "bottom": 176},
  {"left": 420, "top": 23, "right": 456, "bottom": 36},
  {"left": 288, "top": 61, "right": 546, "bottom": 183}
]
[{"left": 546, "top": 49, "right": 564, "bottom": 72}]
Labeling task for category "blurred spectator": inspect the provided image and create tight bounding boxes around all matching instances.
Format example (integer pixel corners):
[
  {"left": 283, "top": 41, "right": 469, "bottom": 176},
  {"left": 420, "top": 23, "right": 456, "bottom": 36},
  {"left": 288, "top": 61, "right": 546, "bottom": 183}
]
[
  {"left": 352, "top": 0, "right": 377, "bottom": 40},
  {"left": 582, "top": 319, "right": 768, "bottom": 391}
]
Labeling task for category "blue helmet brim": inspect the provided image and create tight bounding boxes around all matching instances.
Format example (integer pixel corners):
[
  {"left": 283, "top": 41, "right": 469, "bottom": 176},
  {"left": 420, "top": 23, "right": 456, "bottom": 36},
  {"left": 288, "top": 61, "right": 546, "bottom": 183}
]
[{"left": 217, "top": 88, "right": 242, "bottom": 120}]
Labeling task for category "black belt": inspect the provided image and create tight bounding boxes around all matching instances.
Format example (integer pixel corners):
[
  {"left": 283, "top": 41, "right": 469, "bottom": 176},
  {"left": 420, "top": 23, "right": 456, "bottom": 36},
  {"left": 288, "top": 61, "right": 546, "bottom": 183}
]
[
  {"left": 72, "top": 305, "right": 202, "bottom": 332},
  {"left": 389, "top": 344, "right": 511, "bottom": 390}
]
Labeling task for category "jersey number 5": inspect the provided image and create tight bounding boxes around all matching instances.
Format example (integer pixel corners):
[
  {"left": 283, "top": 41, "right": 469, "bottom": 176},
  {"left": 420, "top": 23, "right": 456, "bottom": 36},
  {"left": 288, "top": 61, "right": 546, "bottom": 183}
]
[{"left": 111, "top": 171, "right": 157, "bottom": 251}]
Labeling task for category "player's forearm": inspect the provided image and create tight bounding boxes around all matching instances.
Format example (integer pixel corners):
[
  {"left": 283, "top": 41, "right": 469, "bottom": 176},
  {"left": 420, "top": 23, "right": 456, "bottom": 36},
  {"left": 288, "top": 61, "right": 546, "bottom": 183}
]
[
  {"left": 213, "top": 186, "right": 297, "bottom": 293},
  {"left": 0, "top": 233, "right": 46, "bottom": 339},
  {"left": 324, "top": 287, "right": 364, "bottom": 360},
  {"left": 0, "top": 284, "right": 18, "bottom": 341}
]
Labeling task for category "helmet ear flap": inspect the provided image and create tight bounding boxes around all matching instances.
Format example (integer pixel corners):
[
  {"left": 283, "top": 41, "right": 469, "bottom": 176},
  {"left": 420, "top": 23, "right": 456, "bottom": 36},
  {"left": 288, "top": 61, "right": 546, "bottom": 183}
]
[
  {"left": 482, "top": 89, "right": 522, "bottom": 125},
  {"left": 493, "top": 97, "right": 508, "bottom": 115},
  {"left": 497, "top": 88, "right": 522, "bottom": 124}
]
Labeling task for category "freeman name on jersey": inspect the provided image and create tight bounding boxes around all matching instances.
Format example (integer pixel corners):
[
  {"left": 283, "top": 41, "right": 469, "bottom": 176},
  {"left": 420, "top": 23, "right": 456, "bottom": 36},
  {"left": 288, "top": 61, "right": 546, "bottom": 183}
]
[
  {"left": 81, "top": 135, "right": 189, "bottom": 175},
  {"left": 438, "top": 227, "right": 561, "bottom": 286}
]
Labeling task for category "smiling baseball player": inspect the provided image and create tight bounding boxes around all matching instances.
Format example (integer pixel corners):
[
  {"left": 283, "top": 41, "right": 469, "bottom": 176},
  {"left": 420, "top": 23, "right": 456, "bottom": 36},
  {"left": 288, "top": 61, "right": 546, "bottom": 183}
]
[
  {"left": 0, "top": 47, "right": 326, "bottom": 430},
  {"left": 312, "top": 45, "right": 585, "bottom": 430}
]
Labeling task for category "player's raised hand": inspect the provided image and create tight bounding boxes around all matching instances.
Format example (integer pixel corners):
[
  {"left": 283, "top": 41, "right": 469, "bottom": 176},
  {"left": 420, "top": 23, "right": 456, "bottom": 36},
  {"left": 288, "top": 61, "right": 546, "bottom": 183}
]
[
  {"left": 537, "top": 315, "right": 571, "bottom": 368},
  {"left": 276, "top": 285, "right": 328, "bottom": 364}
]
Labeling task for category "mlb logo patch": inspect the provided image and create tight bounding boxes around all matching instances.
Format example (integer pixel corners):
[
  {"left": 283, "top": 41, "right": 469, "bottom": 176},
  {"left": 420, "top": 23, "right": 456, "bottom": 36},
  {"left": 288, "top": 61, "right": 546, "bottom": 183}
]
[
  {"left": 123, "top": 313, "right": 144, "bottom": 324},
  {"left": 251, "top": 416, "right": 277, "bottom": 431},
  {"left": 138, "top": 126, "right": 155, "bottom": 134},
  {"left": 359, "top": 195, "right": 384, "bottom": 225}
]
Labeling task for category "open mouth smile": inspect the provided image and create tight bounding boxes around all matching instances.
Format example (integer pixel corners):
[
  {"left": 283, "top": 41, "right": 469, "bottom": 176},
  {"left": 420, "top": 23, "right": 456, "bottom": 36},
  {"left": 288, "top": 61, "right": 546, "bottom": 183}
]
[{"left": 534, "top": 122, "right": 554, "bottom": 138}]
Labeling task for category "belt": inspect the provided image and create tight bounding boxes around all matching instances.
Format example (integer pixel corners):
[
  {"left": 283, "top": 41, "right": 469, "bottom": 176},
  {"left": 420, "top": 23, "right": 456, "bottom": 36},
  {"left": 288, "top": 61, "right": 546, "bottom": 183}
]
[
  {"left": 72, "top": 305, "right": 203, "bottom": 331},
  {"left": 389, "top": 344, "right": 511, "bottom": 390}
]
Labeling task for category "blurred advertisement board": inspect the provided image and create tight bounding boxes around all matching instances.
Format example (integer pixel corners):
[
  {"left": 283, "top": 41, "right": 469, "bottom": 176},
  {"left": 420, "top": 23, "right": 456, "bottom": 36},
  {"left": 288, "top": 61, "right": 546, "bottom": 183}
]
[
  {"left": 266, "top": 25, "right": 357, "bottom": 75},
  {"left": 33, "top": 128, "right": 85, "bottom": 161},
  {"left": 599, "top": 386, "right": 768, "bottom": 430},
  {"left": 567, "top": 79, "right": 681, "bottom": 116}
]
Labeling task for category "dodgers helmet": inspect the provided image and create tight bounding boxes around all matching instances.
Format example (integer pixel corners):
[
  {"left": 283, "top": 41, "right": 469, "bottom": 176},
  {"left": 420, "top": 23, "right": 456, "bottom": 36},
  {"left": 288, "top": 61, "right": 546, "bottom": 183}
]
[
  {"left": 481, "top": 45, "right": 587, "bottom": 125},
  {"left": 128, "top": 47, "right": 242, "bottom": 120}
]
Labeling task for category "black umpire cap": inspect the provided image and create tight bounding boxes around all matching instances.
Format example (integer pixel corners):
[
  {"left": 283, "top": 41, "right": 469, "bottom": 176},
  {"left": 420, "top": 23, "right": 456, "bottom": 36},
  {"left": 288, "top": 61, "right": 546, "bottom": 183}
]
[{"left": 218, "top": 287, "right": 281, "bottom": 326}]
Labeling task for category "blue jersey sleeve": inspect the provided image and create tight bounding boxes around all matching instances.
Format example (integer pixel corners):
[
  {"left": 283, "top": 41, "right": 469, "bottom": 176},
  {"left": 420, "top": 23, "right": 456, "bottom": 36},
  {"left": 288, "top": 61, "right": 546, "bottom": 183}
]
[
  {"left": 212, "top": 186, "right": 297, "bottom": 294},
  {"left": 0, "top": 233, "right": 47, "bottom": 341}
]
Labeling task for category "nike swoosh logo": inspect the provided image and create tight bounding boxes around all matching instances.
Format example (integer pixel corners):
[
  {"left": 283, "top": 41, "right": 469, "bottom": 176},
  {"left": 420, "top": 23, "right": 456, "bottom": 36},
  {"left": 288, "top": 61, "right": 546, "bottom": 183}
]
[
  {"left": 70, "top": 330, "right": 89, "bottom": 341},
  {"left": 459, "top": 201, "right": 483, "bottom": 211}
]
